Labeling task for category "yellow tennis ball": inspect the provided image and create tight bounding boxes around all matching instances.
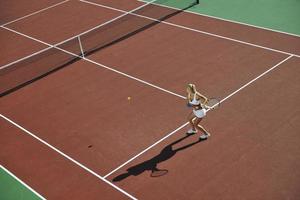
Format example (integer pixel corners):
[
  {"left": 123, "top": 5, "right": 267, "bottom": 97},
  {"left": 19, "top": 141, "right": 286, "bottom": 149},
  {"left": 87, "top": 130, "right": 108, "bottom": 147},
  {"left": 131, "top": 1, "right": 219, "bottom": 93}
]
[{"left": 127, "top": 96, "right": 131, "bottom": 100}]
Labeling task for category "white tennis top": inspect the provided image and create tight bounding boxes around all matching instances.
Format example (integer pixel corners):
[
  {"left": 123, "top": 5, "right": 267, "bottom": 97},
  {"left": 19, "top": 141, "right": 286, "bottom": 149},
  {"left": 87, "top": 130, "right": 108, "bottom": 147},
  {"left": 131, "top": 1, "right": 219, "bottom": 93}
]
[{"left": 189, "top": 93, "right": 200, "bottom": 106}]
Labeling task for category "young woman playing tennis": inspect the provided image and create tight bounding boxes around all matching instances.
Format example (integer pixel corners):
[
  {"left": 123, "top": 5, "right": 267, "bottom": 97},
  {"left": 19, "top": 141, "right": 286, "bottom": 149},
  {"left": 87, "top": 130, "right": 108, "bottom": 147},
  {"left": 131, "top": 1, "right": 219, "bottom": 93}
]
[{"left": 186, "top": 83, "right": 210, "bottom": 140}]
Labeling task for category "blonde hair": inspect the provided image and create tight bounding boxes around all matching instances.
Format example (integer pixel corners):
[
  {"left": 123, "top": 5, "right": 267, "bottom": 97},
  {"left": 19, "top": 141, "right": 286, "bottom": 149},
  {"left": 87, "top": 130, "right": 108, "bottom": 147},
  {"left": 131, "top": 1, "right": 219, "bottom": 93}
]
[{"left": 187, "top": 83, "right": 196, "bottom": 94}]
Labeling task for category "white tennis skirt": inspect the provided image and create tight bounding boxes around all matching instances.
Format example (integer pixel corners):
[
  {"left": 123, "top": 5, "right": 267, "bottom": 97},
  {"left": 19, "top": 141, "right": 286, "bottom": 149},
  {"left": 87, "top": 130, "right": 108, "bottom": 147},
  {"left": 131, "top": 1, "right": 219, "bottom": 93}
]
[{"left": 193, "top": 108, "right": 207, "bottom": 118}]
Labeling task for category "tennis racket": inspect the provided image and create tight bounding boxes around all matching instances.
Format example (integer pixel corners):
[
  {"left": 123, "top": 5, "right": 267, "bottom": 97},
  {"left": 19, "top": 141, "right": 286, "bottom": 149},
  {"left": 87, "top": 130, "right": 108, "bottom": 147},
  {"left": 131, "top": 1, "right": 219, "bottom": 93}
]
[
  {"left": 150, "top": 169, "right": 168, "bottom": 177},
  {"left": 204, "top": 98, "right": 220, "bottom": 110}
]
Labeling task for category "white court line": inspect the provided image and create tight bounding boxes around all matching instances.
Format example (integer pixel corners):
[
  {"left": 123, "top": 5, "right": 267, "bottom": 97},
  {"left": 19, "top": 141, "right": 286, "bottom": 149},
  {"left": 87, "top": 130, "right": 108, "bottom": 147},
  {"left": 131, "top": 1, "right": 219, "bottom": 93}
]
[
  {"left": 0, "top": 165, "right": 46, "bottom": 200},
  {"left": 104, "top": 122, "right": 189, "bottom": 178},
  {"left": 0, "top": 115, "right": 137, "bottom": 200},
  {"left": 137, "top": 0, "right": 300, "bottom": 38},
  {"left": 1, "top": 0, "right": 298, "bottom": 71},
  {"left": 0, "top": 26, "right": 293, "bottom": 196},
  {"left": 49, "top": 0, "right": 161, "bottom": 47},
  {"left": 0, "top": 0, "right": 158, "bottom": 70},
  {"left": 0, "top": 55, "right": 293, "bottom": 199},
  {"left": 1, "top": 25, "right": 186, "bottom": 99},
  {"left": 1, "top": 0, "right": 299, "bottom": 72},
  {"left": 0, "top": 46, "right": 52, "bottom": 70},
  {"left": 1, "top": 0, "right": 70, "bottom": 27},
  {"left": 219, "top": 55, "right": 293, "bottom": 104},
  {"left": 85, "top": 58, "right": 186, "bottom": 98},
  {"left": 104, "top": 55, "right": 293, "bottom": 178},
  {"left": 0, "top": 0, "right": 295, "bottom": 196},
  {"left": 79, "top": 0, "right": 300, "bottom": 58}
]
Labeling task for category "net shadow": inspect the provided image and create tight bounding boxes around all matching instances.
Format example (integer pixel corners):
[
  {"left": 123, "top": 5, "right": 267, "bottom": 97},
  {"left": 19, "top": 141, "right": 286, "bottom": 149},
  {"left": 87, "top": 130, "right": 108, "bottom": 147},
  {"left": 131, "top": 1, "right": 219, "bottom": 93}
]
[{"left": 0, "top": 0, "right": 198, "bottom": 97}]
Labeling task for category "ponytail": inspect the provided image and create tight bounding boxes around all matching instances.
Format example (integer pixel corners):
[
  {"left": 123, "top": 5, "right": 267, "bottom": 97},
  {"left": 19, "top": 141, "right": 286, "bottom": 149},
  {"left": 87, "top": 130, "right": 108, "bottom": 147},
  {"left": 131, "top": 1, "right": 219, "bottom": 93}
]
[{"left": 187, "top": 83, "right": 196, "bottom": 93}]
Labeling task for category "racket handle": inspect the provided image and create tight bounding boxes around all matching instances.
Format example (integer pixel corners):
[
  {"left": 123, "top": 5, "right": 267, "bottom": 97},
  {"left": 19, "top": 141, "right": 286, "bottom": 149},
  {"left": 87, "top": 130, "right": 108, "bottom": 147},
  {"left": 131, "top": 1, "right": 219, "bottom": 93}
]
[{"left": 206, "top": 105, "right": 212, "bottom": 109}]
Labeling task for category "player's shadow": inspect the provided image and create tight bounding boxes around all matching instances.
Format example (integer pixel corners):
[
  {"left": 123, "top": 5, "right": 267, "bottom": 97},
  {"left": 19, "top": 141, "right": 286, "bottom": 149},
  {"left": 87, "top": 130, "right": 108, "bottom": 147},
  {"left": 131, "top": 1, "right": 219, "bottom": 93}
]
[{"left": 112, "top": 133, "right": 203, "bottom": 182}]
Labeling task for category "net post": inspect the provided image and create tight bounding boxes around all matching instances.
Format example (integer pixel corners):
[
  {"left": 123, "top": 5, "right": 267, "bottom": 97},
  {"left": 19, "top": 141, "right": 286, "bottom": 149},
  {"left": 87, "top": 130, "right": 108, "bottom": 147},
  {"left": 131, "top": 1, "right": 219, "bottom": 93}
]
[{"left": 78, "top": 36, "right": 85, "bottom": 58}]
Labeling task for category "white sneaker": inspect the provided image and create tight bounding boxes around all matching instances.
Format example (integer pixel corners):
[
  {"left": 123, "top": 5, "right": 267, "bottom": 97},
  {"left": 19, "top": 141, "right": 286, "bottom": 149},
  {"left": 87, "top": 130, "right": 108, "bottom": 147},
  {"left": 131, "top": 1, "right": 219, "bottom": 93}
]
[
  {"left": 187, "top": 128, "right": 197, "bottom": 134},
  {"left": 199, "top": 132, "right": 211, "bottom": 140}
]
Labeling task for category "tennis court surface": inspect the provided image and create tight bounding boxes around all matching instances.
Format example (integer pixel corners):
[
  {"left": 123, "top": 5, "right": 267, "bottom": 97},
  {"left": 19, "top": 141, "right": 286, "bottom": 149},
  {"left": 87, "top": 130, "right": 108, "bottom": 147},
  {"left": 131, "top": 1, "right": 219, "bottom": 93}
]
[{"left": 0, "top": 0, "right": 299, "bottom": 199}]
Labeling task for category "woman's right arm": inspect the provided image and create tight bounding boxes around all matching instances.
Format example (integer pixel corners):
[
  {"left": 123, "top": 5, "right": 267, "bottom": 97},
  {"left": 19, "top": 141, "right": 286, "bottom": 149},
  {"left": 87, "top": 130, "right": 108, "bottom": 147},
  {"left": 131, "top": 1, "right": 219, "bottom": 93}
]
[{"left": 186, "top": 94, "right": 192, "bottom": 107}]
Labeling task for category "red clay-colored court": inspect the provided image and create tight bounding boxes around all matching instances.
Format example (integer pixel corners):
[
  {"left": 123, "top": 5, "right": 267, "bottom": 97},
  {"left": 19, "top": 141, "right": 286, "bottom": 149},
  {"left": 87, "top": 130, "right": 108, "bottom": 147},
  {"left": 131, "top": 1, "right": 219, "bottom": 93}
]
[{"left": 0, "top": 0, "right": 299, "bottom": 199}]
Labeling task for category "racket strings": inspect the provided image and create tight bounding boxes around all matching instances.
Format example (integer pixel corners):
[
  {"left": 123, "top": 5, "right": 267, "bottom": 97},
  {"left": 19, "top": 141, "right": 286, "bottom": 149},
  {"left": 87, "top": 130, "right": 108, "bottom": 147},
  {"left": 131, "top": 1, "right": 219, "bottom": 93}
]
[{"left": 206, "top": 98, "right": 220, "bottom": 109}]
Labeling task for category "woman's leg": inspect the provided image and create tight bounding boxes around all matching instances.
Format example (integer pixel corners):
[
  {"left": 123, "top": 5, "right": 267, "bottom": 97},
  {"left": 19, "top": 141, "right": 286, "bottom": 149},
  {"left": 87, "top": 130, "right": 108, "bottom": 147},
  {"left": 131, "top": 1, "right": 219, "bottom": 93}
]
[
  {"left": 194, "top": 117, "right": 209, "bottom": 134},
  {"left": 187, "top": 111, "right": 197, "bottom": 133}
]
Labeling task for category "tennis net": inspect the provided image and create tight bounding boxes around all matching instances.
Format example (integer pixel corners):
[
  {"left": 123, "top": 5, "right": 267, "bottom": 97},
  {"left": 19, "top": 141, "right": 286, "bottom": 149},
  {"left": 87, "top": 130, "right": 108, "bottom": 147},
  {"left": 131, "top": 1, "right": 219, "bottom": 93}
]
[{"left": 0, "top": 0, "right": 199, "bottom": 97}]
